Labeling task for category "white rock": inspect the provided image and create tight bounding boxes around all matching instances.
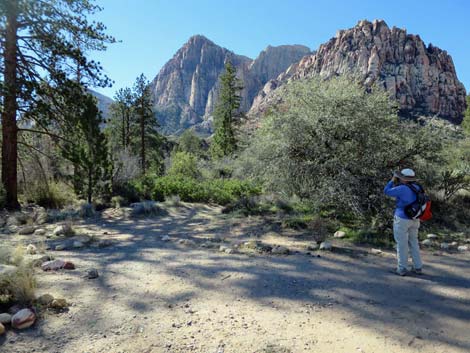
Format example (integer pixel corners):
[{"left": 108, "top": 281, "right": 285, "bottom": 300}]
[
  {"left": 73, "top": 241, "right": 84, "bottom": 248},
  {"left": 34, "top": 229, "right": 46, "bottom": 236},
  {"left": 224, "top": 248, "right": 234, "bottom": 254},
  {"left": 41, "top": 259, "right": 65, "bottom": 271},
  {"left": 319, "top": 241, "right": 332, "bottom": 250},
  {"left": 370, "top": 248, "right": 383, "bottom": 255},
  {"left": 457, "top": 245, "right": 468, "bottom": 252},
  {"left": 11, "top": 308, "right": 36, "bottom": 329},
  {"left": 26, "top": 244, "right": 37, "bottom": 255},
  {"left": 219, "top": 245, "right": 228, "bottom": 252},
  {"left": 421, "top": 239, "right": 433, "bottom": 246},
  {"left": 450, "top": 241, "right": 458, "bottom": 248},
  {"left": 440, "top": 242, "right": 450, "bottom": 250},
  {"left": 426, "top": 234, "right": 438, "bottom": 240},
  {"left": 53, "top": 225, "right": 66, "bottom": 236},
  {"left": 55, "top": 244, "right": 66, "bottom": 251},
  {"left": 161, "top": 235, "right": 170, "bottom": 241},
  {"left": 0, "top": 313, "right": 12, "bottom": 325},
  {"left": 334, "top": 231, "right": 346, "bottom": 238}
]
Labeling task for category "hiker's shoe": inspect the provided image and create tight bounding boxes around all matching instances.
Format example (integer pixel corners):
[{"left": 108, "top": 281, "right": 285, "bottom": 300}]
[
  {"left": 412, "top": 268, "right": 423, "bottom": 275},
  {"left": 393, "top": 269, "right": 407, "bottom": 276}
]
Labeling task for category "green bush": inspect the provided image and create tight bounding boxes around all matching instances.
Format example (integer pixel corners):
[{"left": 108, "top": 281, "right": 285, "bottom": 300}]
[
  {"left": 151, "top": 176, "right": 260, "bottom": 205},
  {"left": 131, "top": 175, "right": 156, "bottom": 200},
  {"left": 238, "top": 76, "right": 443, "bottom": 226},
  {"left": 167, "top": 151, "right": 201, "bottom": 179}
]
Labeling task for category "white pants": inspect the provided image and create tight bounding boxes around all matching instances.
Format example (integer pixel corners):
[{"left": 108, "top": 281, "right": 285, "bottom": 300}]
[{"left": 393, "top": 216, "right": 422, "bottom": 271}]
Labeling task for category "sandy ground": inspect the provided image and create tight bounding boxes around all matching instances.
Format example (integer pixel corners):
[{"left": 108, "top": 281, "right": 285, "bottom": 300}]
[{"left": 1, "top": 203, "right": 469, "bottom": 353}]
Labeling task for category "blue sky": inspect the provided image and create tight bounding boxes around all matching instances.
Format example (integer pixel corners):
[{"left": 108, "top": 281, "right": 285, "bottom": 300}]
[{"left": 90, "top": 0, "right": 470, "bottom": 98}]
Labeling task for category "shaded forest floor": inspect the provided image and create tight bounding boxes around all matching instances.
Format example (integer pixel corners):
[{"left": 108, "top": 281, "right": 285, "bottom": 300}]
[{"left": 1, "top": 203, "right": 469, "bottom": 353}]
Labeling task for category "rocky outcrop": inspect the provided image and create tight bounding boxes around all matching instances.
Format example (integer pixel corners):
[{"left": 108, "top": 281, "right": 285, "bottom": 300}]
[
  {"left": 150, "top": 35, "right": 311, "bottom": 134},
  {"left": 250, "top": 20, "right": 467, "bottom": 123}
]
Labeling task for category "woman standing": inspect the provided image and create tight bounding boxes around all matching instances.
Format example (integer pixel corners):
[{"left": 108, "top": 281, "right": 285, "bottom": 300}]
[{"left": 384, "top": 168, "right": 423, "bottom": 276}]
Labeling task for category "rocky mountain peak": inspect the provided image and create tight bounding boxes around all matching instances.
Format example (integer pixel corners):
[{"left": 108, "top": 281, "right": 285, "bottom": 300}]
[
  {"left": 250, "top": 19, "right": 467, "bottom": 123},
  {"left": 151, "top": 37, "right": 312, "bottom": 134}
]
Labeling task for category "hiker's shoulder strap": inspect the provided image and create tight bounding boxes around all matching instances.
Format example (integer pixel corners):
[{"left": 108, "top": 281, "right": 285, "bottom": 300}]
[{"left": 406, "top": 183, "right": 424, "bottom": 194}]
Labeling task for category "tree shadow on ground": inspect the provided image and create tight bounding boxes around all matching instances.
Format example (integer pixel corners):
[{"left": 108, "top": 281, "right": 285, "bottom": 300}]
[{"left": 3, "top": 204, "right": 468, "bottom": 352}]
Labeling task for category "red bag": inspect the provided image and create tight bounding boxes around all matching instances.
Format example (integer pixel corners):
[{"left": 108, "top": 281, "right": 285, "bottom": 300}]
[{"left": 419, "top": 200, "right": 432, "bottom": 221}]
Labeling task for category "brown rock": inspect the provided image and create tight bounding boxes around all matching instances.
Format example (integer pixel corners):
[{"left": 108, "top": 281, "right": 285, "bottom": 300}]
[
  {"left": 11, "top": 308, "right": 35, "bottom": 329},
  {"left": 0, "top": 322, "right": 4, "bottom": 335},
  {"left": 50, "top": 299, "right": 68, "bottom": 309},
  {"left": 36, "top": 294, "right": 54, "bottom": 306}
]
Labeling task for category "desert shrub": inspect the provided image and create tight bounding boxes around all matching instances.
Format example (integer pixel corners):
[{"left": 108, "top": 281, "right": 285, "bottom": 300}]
[
  {"left": 131, "top": 201, "right": 165, "bottom": 217},
  {"left": 165, "top": 195, "right": 182, "bottom": 207},
  {"left": 152, "top": 176, "right": 260, "bottom": 205},
  {"left": 238, "top": 76, "right": 443, "bottom": 226},
  {"left": 24, "top": 180, "right": 76, "bottom": 208},
  {"left": 167, "top": 151, "right": 201, "bottom": 179},
  {"left": 0, "top": 246, "right": 36, "bottom": 304},
  {"left": 111, "top": 195, "right": 127, "bottom": 208},
  {"left": 79, "top": 202, "right": 96, "bottom": 218}
]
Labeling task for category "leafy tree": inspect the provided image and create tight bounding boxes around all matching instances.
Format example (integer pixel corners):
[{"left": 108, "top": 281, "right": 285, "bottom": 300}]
[
  {"left": 0, "top": 0, "right": 114, "bottom": 209},
  {"left": 210, "top": 61, "right": 243, "bottom": 159},
  {"left": 61, "top": 94, "right": 110, "bottom": 203},
  {"left": 238, "top": 76, "right": 443, "bottom": 225},
  {"left": 132, "top": 73, "right": 162, "bottom": 173},
  {"left": 177, "top": 129, "right": 204, "bottom": 157}
]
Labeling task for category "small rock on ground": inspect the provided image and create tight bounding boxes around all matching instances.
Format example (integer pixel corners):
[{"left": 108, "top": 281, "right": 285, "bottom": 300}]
[
  {"left": 457, "top": 245, "right": 468, "bottom": 252},
  {"left": 36, "top": 293, "right": 54, "bottom": 306},
  {"left": 334, "top": 231, "right": 346, "bottom": 238},
  {"left": 426, "top": 234, "right": 438, "bottom": 239},
  {"left": 0, "top": 313, "right": 12, "bottom": 325},
  {"left": 18, "top": 225, "right": 36, "bottom": 235},
  {"left": 319, "top": 241, "right": 332, "bottom": 250},
  {"left": 421, "top": 239, "right": 433, "bottom": 246},
  {"left": 86, "top": 268, "right": 99, "bottom": 279},
  {"left": 11, "top": 308, "right": 35, "bottom": 329}
]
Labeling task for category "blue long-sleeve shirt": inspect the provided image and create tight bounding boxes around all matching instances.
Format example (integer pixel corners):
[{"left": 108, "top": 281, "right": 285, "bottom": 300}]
[{"left": 384, "top": 181, "right": 420, "bottom": 219}]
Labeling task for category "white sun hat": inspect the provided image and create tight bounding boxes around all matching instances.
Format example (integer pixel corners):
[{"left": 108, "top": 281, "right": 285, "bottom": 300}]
[{"left": 393, "top": 168, "right": 417, "bottom": 181}]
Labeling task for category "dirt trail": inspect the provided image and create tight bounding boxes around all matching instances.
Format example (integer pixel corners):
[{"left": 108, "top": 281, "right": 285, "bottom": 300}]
[{"left": 1, "top": 204, "right": 469, "bottom": 353}]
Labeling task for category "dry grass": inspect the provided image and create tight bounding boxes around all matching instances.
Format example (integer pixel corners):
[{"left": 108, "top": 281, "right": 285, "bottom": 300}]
[{"left": 0, "top": 244, "right": 37, "bottom": 304}]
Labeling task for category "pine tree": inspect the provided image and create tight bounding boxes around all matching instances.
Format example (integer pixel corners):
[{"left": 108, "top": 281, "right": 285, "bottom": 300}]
[
  {"left": 132, "top": 74, "right": 162, "bottom": 173},
  {"left": 210, "top": 61, "right": 243, "bottom": 159},
  {"left": 61, "top": 93, "right": 109, "bottom": 203},
  {"left": 0, "top": 0, "right": 114, "bottom": 209},
  {"left": 106, "top": 87, "right": 134, "bottom": 152}
]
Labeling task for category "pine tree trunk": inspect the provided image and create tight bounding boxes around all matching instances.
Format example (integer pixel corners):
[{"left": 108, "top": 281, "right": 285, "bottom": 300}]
[
  {"left": 87, "top": 168, "right": 92, "bottom": 204},
  {"left": 1, "top": 2, "right": 20, "bottom": 210}
]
